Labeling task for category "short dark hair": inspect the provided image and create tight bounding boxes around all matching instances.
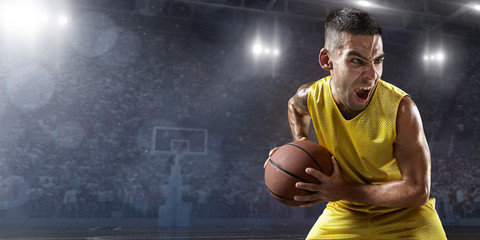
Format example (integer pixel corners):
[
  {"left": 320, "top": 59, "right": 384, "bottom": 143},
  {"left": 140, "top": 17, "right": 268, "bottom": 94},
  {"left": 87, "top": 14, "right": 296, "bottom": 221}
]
[{"left": 324, "top": 8, "right": 382, "bottom": 50}]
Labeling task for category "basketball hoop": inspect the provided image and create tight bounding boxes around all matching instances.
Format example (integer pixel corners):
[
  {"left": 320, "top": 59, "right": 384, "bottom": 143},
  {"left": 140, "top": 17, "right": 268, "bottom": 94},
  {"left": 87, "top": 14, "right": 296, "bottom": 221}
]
[{"left": 151, "top": 127, "right": 208, "bottom": 156}]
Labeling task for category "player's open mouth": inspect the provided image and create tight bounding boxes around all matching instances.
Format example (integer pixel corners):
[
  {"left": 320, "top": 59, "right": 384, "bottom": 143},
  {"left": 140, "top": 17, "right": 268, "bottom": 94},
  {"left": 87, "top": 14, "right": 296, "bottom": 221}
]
[{"left": 354, "top": 86, "right": 372, "bottom": 101}]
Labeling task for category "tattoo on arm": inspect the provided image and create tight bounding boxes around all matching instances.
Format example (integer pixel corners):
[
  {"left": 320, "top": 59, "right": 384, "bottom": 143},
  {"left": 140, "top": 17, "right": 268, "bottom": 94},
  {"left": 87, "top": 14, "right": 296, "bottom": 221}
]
[
  {"left": 294, "top": 94, "right": 308, "bottom": 114},
  {"left": 293, "top": 83, "right": 312, "bottom": 115}
]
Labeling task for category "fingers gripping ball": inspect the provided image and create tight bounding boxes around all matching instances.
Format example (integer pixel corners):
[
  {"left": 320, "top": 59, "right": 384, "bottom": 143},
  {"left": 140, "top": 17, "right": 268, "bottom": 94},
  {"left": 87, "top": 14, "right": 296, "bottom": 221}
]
[{"left": 264, "top": 140, "right": 333, "bottom": 206}]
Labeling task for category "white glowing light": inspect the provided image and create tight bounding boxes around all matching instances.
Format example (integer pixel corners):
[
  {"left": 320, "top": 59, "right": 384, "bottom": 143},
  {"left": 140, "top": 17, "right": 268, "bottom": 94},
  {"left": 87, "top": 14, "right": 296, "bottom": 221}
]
[
  {"left": 251, "top": 40, "right": 281, "bottom": 58},
  {"left": 0, "top": 1, "right": 70, "bottom": 35},
  {"left": 423, "top": 51, "right": 445, "bottom": 63},
  {"left": 357, "top": 1, "right": 372, "bottom": 7},
  {"left": 1, "top": 1, "right": 44, "bottom": 32},
  {"left": 436, "top": 53, "right": 444, "bottom": 61},
  {"left": 39, "top": 13, "right": 49, "bottom": 24},
  {"left": 58, "top": 15, "right": 69, "bottom": 26},
  {"left": 252, "top": 43, "right": 263, "bottom": 55},
  {"left": 474, "top": 4, "right": 480, "bottom": 11}
]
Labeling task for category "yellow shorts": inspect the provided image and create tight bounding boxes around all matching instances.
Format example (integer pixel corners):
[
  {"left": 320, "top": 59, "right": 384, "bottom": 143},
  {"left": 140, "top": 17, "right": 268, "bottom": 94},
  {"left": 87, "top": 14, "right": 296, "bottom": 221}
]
[{"left": 306, "top": 198, "right": 447, "bottom": 240}]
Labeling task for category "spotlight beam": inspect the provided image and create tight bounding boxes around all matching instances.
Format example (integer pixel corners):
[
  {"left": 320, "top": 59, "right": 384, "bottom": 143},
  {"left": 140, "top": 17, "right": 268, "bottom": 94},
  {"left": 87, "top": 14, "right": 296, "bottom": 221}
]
[
  {"left": 265, "top": 0, "right": 278, "bottom": 13},
  {"left": 444, "top": 5, "right": 469, "bottom": 23}
]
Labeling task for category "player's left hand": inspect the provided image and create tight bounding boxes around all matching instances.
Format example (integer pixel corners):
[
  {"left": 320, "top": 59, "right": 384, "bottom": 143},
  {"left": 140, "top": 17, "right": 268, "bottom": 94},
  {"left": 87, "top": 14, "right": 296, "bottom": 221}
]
[{"left": 294, "top": 156, "right": 348, "bottom": 207}]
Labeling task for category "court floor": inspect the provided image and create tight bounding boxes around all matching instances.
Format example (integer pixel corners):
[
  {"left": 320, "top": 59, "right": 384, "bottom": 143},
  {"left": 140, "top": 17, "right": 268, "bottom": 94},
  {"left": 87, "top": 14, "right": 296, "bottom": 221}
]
[{"left": 0, "top": 226, "right": 479, "bottom": 239}]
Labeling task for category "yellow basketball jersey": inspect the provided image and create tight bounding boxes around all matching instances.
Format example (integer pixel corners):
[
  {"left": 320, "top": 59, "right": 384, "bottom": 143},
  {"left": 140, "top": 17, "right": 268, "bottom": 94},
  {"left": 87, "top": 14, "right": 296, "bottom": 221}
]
[
  {"left": 305, "top": 76, "right": 446, "bottom": 239},
  {"left": 308, "top": 76, "right": 405, "bottom": 185}
]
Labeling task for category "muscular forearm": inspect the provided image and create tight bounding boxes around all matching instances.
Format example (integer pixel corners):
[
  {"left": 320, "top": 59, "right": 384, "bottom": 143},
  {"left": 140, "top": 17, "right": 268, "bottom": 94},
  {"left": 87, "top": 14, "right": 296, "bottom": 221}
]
[
  {"left": 288, "top": 97, "right": 311, "bottom": 141},
  {"left": 343, "top": 180, "right": 430, "bottom": 208}
]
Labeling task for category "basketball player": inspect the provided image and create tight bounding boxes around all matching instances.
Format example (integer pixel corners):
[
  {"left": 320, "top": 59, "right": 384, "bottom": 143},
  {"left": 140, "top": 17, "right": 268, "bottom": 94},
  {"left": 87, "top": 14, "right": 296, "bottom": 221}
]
[{"left": 274, "top": 8, "right": 447, "bottom": 239}]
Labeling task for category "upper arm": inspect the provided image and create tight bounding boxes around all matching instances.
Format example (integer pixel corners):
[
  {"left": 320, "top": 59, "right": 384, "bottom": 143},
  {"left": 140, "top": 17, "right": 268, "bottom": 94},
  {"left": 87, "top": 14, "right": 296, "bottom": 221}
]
[
  {"left": 394, "top": 96, "right": 431, "bottom": 199},
  {"left": 291, "top": 82, "right": 314, "bottom": 115},
  {"left": 288, "top": 82, "right": 314, "bottom": 140}
]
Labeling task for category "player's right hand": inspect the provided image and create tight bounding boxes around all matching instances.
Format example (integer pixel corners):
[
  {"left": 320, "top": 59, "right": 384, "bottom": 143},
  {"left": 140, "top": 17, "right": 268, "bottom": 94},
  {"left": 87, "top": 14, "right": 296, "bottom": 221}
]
[
  {"left": 264, "top": 137, "right": 307, "bottom": 168},
  {"left": 264, "top": 147, "right": 279, "bottom": 168}
]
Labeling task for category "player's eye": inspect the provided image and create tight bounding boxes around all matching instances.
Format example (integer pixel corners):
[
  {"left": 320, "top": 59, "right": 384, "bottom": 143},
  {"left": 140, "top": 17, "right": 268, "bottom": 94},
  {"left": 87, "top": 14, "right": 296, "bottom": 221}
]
[
  {"left": 352, "top": 58, "right": 363, "bottom": 64},
  {"left": 374, "top": 58, "right": 384, "bottom": 64}
]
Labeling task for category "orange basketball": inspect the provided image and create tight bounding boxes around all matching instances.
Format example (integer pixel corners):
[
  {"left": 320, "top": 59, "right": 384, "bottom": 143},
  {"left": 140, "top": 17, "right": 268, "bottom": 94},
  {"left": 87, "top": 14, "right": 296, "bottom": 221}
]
[{"left": 264, "top": 140, "right": 333, "bottom": 206}]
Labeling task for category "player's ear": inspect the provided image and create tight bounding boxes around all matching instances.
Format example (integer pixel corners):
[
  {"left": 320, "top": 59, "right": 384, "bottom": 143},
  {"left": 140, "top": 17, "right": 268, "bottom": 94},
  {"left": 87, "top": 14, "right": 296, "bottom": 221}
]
[{"left": 319, "top": 48, "right": 332, "bottom": 70}]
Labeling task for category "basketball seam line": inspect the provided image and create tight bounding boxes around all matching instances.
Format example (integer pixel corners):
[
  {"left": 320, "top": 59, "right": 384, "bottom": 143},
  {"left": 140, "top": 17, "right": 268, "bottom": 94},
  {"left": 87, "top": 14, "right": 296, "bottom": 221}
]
[
  {"left": 268, "top": 158, "right": 311, "bottom": 183},
  {"left": 265, "top": 186, "right": 294, "bottom": 201},
  {"left": 286, "top": 143, "right": 324, "bottom": 173},
  {"left": 267, "top": 185, "right": 314, "bottom": 201},
  {"left": 266, "top": 158, "right": 316, "bottom": 201}
]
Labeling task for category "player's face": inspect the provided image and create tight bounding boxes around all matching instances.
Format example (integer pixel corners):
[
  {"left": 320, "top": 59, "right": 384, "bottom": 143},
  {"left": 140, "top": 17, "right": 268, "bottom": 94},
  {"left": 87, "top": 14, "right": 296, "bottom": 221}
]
[{"left": 329, "top": 33, "right": 384, "bottom": 118}]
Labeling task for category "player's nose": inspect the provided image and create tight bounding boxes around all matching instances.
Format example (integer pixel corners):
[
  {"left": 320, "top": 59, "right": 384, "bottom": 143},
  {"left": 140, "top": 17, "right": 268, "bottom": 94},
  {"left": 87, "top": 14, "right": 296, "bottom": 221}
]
[{"left": 363, "top": 62, "right": 379, "bottom": 81}]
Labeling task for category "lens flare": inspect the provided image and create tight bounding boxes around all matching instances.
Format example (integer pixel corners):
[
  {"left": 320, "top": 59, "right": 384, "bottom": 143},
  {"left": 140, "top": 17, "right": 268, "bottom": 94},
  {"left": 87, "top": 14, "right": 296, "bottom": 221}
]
[
  {"left": 6, "top": 65, "right": 56, "bottom": 111},
  {"left": 68, "top": 12, "right": 118, "bottom": 57}
]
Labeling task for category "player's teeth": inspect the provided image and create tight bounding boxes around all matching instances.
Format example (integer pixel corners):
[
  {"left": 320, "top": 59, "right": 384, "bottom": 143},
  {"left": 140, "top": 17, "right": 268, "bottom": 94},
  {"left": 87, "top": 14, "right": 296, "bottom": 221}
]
[{"left": 360, "top": 87, "right": 371, "bottom": 90}]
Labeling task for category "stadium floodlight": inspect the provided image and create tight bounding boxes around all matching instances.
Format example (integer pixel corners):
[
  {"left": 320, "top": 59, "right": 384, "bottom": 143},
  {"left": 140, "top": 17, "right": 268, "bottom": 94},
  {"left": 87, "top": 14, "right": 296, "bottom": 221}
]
[
  {"left": 39, "top": 13, "right": 49, "bottom": 24},
  {"left": 252, "top": 43, "right": 263, "bottom": 55},
  {"left": 357, "top": 1, "right": 372, "bottom": 7},
  {"left": 251, "top": 32, "right": 282, "bottom": 61},
  {"left": 58, "top": 15, "right": 69, "bottom": 26},
  {"left": 0, "top": 0, "right": 69, "bottom": 36},
  {"left": 436, "top": 52, "right": 444, "bottom": 61},
  {"left": 474, "top": 4, "right": 480, "bottom": 11},
  {"left": 1, "top": 1, "right": 45, "bottom": 32},
  {"left": 423, "top": 51, "right": 445, "bottom": 63},
  {"left": 251, "top": 41, "right": 281, "bottom": 58}
]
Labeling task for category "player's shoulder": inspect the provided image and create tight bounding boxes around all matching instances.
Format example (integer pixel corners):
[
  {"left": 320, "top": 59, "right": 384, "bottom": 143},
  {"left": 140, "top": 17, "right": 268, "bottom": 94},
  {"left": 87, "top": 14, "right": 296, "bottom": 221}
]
[
  {"left": 291, "top": 82, "right": 314, "bottom": 114},
  {"left": 296, "top": 82, "right": 314, "bottom": 98},
  {"left": 298, "top": 76, "right": 331, "bottom": 96},
  {"left": 374, "top": 80, "right": 418, "bottom": 123},
  {"left": 377, "top": 79, "right": 408, "bottom": 95},
  {"left": 377, "top": 79, "right": 408, "bottom": 97},
  {"left": 394, "top": 95, "right": 424, "bottom": 138},
  {"left": 397, "top": 95, "right": 418, "bottom": 116}
]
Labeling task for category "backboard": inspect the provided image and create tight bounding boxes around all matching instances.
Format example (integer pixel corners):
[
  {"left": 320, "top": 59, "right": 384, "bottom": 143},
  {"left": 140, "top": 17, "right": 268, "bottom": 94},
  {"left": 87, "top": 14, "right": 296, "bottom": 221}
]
[{"left": 151, "top": 127, "right": 208, "bottom": 155}]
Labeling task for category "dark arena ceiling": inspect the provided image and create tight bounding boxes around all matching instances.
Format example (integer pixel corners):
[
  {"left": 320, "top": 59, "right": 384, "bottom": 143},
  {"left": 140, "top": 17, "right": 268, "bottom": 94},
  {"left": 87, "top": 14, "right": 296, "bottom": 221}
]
[{"left": 71, "top": 0, "right": 480, "bottom": 46}]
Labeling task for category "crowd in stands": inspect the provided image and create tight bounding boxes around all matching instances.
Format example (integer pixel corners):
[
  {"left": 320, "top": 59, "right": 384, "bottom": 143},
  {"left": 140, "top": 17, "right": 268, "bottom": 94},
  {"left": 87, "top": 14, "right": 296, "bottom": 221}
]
[{"left": 0, "top": 15, "right": 478, "bottom": 223}]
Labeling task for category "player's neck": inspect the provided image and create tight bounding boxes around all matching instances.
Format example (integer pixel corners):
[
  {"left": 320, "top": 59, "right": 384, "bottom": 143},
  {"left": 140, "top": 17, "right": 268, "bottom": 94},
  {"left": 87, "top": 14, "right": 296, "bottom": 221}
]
[
  {"left": 330, "top": 84, "right": 362, "bottom": 120},
  {"left": 338, "top": 106, "right": 361, "bottom": 120}
]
